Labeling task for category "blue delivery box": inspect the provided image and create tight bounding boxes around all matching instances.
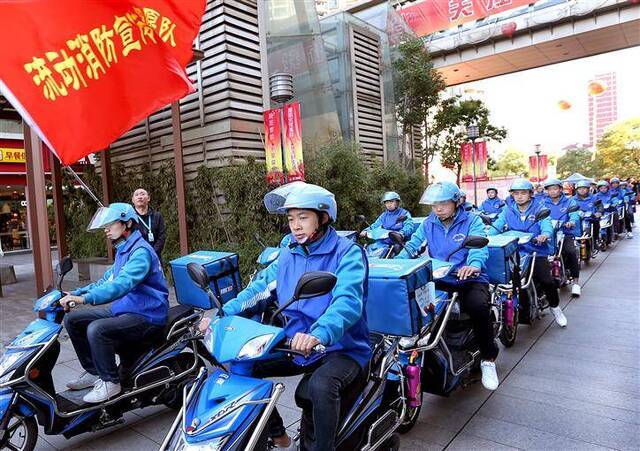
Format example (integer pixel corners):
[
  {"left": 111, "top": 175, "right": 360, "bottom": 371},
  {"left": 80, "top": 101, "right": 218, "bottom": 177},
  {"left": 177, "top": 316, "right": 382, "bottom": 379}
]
[
  {"left": 366, "top": 258, "right": 433, "bottom": 337},
  {"left": 486, "top": 235, "right": 519, "bottom": 285},
  {"left": 170, "top": 251, "right": 242, "bottom": 309}
]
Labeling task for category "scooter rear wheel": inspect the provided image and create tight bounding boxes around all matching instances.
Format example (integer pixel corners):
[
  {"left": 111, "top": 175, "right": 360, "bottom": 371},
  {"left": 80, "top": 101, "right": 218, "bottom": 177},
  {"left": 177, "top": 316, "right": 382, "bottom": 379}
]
[
  {"left": 499, "top": 309, "right": 518, "bottom": 348},
  {"left": 0, "top": 414, "right": 37, "bottom": 451}
]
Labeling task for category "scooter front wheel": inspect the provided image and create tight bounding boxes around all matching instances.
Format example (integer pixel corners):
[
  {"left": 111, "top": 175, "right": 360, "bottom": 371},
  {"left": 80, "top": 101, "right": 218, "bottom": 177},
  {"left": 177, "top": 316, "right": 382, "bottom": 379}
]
[
  {"left": 397, "top": 392, "right": 422, "bottom": 434},
  {"left": 0, "top": 414, "right": 37, "bottom": 451}
]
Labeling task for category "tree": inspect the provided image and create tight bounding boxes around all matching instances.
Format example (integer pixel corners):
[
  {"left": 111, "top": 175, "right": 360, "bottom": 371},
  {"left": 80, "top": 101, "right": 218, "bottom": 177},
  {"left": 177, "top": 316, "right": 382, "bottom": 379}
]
[
  {"left": 436, "top": 98, "right": 508, "bottom": 183},
  {"left": 492, "top": 147, "right": 528, "bottom": 177},
  {"left": 556, "top": 144, "right": 595, "bottom": 179},
  {"left": 593, "top": 118, "right": 640, "bottom": 177},
  {"left": 393, "top": 37, "right": 446, "bottom": 179}
]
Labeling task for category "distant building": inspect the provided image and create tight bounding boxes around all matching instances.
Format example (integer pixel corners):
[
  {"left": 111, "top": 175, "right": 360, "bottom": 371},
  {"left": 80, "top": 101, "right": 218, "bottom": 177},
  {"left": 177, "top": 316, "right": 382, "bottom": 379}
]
[{"left": 588, "top": 72, "right": 618, "bottom": 147}]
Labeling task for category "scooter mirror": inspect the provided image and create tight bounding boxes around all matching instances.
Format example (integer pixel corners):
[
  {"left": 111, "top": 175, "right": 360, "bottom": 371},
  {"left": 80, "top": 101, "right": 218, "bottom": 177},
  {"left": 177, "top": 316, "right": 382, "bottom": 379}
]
[
  {"left": 187, "top": 262, "right": 210, "bottom": 291},
  {"left": 57, "top": 256, "right": 73, "bottom": 276},
  {"left": 395, "top": 216, "right": 407, "bottom": 223},
  {"left": 535, "top": 208, "right": 551, "bottom": 221},
  {"left": 463, "top": 204, "right": 474, "bottom": 212},
  {"left": 355, "top": 215, "right": 367, "bottom": 223},
  {"left": 293, "top": 271, "right": 337, "bottom": 300},
  {"left": 479, "top": 214, "right": 493, "bottom": 226},
  {"left": 566, "top": 205, "right": 580, "bottom": 214},
  {"left": 462, "top": 235, "right": 489, "bottom": 249},
  {"left": 594, "top": 199, "right": 603, "bottom": 207},
  {"left": 389, "top": 231, "right": 404, "bottom": 245}
]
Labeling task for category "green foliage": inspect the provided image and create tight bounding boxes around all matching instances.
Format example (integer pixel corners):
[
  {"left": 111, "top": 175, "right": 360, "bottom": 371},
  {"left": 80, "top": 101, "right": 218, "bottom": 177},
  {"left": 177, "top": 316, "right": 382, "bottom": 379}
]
[
  {"left": 556, "top": 145, "right": 596, "bottom": 179},
  {"left": 594, "top": 118, "right": 640, "bottom": 178},
  {"left": 492, "top": 147, "right": 528, "bottom": 177}
]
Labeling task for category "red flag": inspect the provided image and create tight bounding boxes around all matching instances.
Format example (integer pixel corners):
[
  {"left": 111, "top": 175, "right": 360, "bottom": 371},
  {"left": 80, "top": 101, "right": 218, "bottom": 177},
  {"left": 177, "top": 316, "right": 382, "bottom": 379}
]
[
  {"left": 0, "top": 0, "right": 206, "bottom": 165},
  {"left": 263, "top": 108, "right": 285, "bottom": 186},
  {"left": 283, "top": 102, "right": 305, "bottom": 182}
]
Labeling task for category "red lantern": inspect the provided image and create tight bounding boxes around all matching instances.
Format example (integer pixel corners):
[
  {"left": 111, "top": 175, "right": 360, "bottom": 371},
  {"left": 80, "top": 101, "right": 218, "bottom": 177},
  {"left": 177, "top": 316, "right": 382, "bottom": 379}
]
[
  {"left": 501, "top": 22, "right": 517, "bottom": 38},
  {"left": 588, "top": 81, "right": 606, "bottom": 96},
  {"left": 558, "top": 100, "right": 572, "bottom": 110}
]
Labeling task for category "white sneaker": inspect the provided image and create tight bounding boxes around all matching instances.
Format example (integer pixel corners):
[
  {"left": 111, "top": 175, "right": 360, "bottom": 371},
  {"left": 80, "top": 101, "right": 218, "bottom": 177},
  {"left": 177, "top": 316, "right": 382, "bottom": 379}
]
[
  {"left": 551, "top": 307, "right": 567, "bottom": 327},
  {"left": 66, "top": 371, "right": 99, "bottom": 390},
  {"left": 82, "top": 379, "right": 121, "bottom": 403},
  {"left": 480, "top": 360, "right": 499, "bottom": 391},
  {"left": 571, "top": 284, "right": 581, "bottom": 297},
  {"left": 627, "top": 232, "right": 634, "bottom": 239}
]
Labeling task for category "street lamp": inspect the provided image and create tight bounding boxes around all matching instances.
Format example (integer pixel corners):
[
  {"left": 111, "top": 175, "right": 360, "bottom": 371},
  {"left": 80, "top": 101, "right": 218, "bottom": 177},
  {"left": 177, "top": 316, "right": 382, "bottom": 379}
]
[
  {"left": 534, "top": 144, "right": 541, "bottom": 183},
  {"left": 467, "top": 123, "right": 480, "bottom": 206}
]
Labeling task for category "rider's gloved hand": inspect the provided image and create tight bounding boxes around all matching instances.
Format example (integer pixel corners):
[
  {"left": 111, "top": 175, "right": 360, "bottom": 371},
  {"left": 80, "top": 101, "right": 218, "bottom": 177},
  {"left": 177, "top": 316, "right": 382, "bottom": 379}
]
[
  {"left": 457, "top": 265, "right": 480, "bottom": 280},
  {"left": 291, "top": 332, "right": 321, "bottom": 357},
  {"left": 60, "top": 294, "right": 85, "bottom": 311}
]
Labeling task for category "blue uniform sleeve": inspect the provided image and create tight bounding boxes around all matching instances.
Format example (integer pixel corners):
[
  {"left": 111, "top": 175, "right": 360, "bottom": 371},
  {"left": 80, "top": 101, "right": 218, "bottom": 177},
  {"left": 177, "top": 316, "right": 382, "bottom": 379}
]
[
  {"left": 400, "top": 212, "right": 415, "bottom": 238},
  {"left": 466, "top": 216, "right": 488, "bottom": 270},
  {"left": 488, "top": 209, "right": 508, "bottom": 236},
  {"left": 310, "top": 246, "right": 366, "bottom": 346},
  {"left": 539, "top": 216, "right": 554, "bottom": 238},
  {"left": 222, "top": 258, "right": 279, "bottom": 316},
  {"left": 568, "top": 199, "right": 580, "bottom": 225},
  {"left": 396, "top": 220, "right": 427, "bottom": 258},
  {"left": 81, "top": 248, "right": 152, "bottom": 305},
  {"left": 72, "top": 267, "right": 114, "bottom": 296}
]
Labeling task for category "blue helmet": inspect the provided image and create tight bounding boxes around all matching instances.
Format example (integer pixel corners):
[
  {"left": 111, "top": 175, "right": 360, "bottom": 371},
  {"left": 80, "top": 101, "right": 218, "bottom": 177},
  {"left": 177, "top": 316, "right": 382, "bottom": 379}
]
[
  {"left": 620, "top": 181, "right": 628, "bottom": 186},
  {"left": 610, "top": 177, "right": 620, "bottom": 183},
  {"left": 382, "top": 191, "right": 401, "bottom": 203},
  {"left": 486, "top": 186, "right": 498, "bottom": 193},
  {"left": 264, "top": 182, "right": 337, "bottom": 222},
  {"left": 87, "top": 203, "right": 138, "bottom": 232},
  {"left": 596, "top": 180, "right": 609, "bottom": 188},
  {"left": 509, "top": 178, "right": 534, "bottom": 192},
  {"left": 575, "top": 180, "right": 591, "bottom": 189},
  {"left": 420, "top": 181, "right": 460, "bottom": 205},
  {"left": 459, "top": 190, "right": 467, "bottom": 198},
  {"left": 543, "top": 178, "right": 563, "bottom": 189}
]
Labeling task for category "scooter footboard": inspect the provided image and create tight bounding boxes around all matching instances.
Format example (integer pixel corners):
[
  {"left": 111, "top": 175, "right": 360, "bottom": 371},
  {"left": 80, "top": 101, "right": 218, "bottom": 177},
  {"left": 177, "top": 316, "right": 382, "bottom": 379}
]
[{"left": 163, "top": 368, "right": 282, "bottom": 450}]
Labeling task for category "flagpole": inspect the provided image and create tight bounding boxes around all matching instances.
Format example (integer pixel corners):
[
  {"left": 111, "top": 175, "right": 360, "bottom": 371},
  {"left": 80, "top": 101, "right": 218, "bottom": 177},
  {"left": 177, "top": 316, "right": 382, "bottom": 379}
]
[{"left": 64, "top": 165, "right": 104, "bottom": 207}]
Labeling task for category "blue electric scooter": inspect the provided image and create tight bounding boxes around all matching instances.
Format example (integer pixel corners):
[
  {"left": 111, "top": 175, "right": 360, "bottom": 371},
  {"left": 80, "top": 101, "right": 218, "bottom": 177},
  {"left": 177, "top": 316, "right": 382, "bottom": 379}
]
[
  {"left": 161, "top": 263, "right": 407, "bottom": 451},
  {"left": 0, "top": 257, "right": 210, "bottom": 451}
]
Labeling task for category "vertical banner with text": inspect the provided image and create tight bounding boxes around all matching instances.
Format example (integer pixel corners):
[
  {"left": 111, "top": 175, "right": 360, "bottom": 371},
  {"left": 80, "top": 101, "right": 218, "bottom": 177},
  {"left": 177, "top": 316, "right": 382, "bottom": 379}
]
[
  {"left": 529, "top": 154, "right": 548, "bottom": 182},
  {"left": 283, "top": 102, "right": 305, "bottom": 182},
  {"left": 460, "top": 142, "right": 473, "bottom": 182},
  {"left": 476, "top": 140, "right": 488, "bottom": 181},
  {"left": 263, "top": 108, "right": 285, "bottom": 186}
]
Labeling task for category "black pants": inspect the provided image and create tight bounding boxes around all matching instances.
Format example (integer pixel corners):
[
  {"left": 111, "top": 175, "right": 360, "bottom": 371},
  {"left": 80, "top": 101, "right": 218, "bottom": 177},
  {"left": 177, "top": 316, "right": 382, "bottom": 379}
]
[
  {"left": 624, "top": 209, "right": 633, "bottom": 232},
  {"left": 64, "top": 307, "right": 161, "bottom": 383},
  {"left": 252, "top": 353, "right": 363, "bottom": 451},
  {"left": 435, "top": 281, "right": 499, "bottom": 361},
  {"left": 532, "top": 257, "right": 560, "bottom": 308},
  {"left": 561, "top": 237, "right": 580, "bottom": 279}
]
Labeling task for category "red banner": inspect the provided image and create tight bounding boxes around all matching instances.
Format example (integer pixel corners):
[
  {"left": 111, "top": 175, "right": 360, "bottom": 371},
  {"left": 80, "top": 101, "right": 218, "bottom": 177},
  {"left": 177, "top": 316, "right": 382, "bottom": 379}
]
[
  {"left": 0, "top": 0, "right": 206, "bottom": 165},
  {"left": 460, "top": 141, "right": 488, "bottom": 182},
  {"left": 400, "top": 0, "right": 533, "bottom": 37},
  {"left": 263, "top": 108, "right": 285, "bottom": 186},
  {"left": 283, "top": 102, "right": 305, "bottom": 182},
  {"left": 529, "top": 154, "right": 548, "bottom": 182}
]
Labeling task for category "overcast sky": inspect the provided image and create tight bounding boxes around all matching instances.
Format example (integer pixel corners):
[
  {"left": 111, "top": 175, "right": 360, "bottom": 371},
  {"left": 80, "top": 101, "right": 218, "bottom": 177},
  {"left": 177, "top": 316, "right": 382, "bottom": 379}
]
[{"left": 456, "top": 46, "right": 640, "bottom": 158}]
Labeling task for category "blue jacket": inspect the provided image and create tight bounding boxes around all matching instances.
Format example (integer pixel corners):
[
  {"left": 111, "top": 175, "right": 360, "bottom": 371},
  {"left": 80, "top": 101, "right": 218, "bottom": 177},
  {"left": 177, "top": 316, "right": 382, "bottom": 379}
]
[
  {"left": 574, "top": 194, "right": 597, "bottom": 213},
  {"left": 595, "top": 191, "right": 620, "bottom": 209},
  {"left": 366, "top": 207, "right": 414, "bottom": 239},
  {"left": 543, "top": 194, "right": 581, "bottom": 237},
  {"left": 480, "top": 197, "right": 504, "bottom": 215},
  {"left": 490, "top": 199, "right": 554, "bottom": 256},
  {"left": 609, "top": 187, "right": 624, "bottom": 202},
  {"left": 73, "top": 230, "right": 169, "bottom": 325},
  {"left": 223, "top": 227, "right": 371, "bottom": 368},
  {"left": 396, "top": 207, "right": 489, "bottom": 285}
]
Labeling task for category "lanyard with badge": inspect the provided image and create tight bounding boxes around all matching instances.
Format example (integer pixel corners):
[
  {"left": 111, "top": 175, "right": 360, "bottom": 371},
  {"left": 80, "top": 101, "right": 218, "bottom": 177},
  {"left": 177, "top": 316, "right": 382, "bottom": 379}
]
[{"left": 140, "top": 213, "right": 154, "bottom": 243}]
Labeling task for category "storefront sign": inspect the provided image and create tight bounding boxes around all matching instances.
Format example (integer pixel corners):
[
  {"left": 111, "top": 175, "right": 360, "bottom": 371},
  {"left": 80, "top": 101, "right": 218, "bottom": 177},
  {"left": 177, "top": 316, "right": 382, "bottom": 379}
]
[
  {"left": 399, "top": 0, "right": 534, "bottom": 37},
  {"left": 0, "top": 148, "right": 26, "bottom": 163}
]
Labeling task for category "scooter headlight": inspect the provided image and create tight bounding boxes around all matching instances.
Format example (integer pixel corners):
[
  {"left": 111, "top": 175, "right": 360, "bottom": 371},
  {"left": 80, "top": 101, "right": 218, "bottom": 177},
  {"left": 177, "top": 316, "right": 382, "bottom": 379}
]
[
  {"left": 176, "top": 434, "right": 231, "bottom": 451},
  {"left": 432, "top": 265, "right": 452, "bottom": 279},
  {"left": 237, "top": 334, "right": 275, "bottom": 360}
]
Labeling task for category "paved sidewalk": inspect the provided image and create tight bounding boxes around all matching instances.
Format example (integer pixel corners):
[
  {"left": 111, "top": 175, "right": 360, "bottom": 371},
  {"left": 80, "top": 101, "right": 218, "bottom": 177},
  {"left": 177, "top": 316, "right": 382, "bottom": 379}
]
[{"left": 1, "top": 233, "right": 638, "bottom": 450}]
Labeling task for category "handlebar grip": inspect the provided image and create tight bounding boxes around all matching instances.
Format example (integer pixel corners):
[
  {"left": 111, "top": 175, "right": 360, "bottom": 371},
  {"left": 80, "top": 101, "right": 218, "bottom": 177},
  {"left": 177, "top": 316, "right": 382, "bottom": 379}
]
[
  {"left": 313, "top": 344, "right": 326, "bottom": 354},
  {"left": 68, "top": 301, "right": 77, "bottom": 309}
]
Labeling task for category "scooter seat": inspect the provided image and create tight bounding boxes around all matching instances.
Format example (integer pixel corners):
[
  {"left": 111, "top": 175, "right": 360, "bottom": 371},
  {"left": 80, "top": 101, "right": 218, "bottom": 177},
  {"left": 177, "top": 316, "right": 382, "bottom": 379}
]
[{"left": 117, "top": 305, "right": 195, "bottom": 381}]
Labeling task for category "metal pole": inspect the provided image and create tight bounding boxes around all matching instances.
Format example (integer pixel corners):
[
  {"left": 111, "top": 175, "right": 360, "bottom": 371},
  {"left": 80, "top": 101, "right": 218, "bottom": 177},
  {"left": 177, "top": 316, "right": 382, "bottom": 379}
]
[
  {"left": 537, "top": 153, "right": 541, "bottom": 182},
  {"left": 471, "top": 139, "right": 478, "bottom": 206},
  {"left": 50, "top": 152, "right": 68, "bottom": 259},
  {"left": 171, "top": 101, "right": 189, "bottom": 255},
  {"left": 24, "top": 123, "right": 53, "bottom": 294},
  {"left": 100, "top": 149, "right": 114, "bottom": 263},
  {"left": 64, "top": 166, "right": 103, "bottom": 206}
]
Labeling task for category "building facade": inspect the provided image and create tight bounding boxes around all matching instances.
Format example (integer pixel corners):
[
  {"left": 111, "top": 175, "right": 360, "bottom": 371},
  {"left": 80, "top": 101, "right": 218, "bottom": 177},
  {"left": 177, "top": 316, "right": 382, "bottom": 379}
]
[{"left": 588, "top": 72, "right": 618, "bottom": 147}]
